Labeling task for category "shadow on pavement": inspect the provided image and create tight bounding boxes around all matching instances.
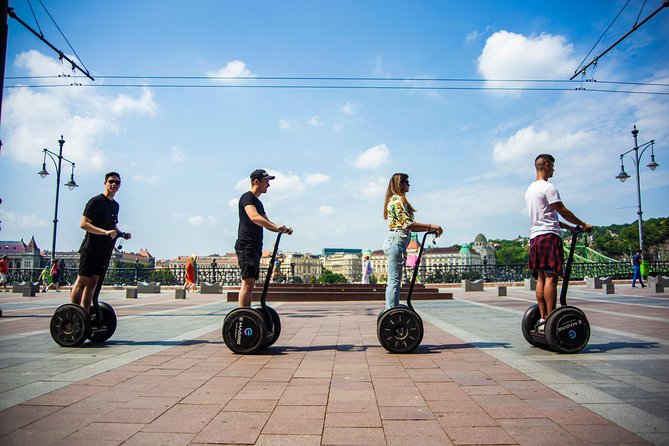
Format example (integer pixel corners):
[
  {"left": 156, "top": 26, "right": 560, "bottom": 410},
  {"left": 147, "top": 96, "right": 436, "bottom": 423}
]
[
  {"left": 84, "top": 339, "right": 215, "bottom": 347},
  {"left": 585, "top": 341, "right": 661, "bottom": 353}
]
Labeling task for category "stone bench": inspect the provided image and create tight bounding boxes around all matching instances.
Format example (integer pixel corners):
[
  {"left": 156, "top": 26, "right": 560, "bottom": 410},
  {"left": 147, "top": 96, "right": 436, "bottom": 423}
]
[
  {"left": 12, "top": 282, "right": 39, "bottom": 297},
  {"left": 585, "top": 276, "right": 613, "bottom": 290},
  {"left": 602, "top": 282, "right": 615, "bottom": 295},
  {"left": 648, "top": 276, "right": 669, "bottom": 287},
  {"left": 200, "top": 282, "right": 222, "bottom": 294},
  {"left": 650, "top": 283, "right": 664, "bottom": 293},
  {"left": 137, "top": 281, "right": 161, "bottom": 293},
  {"left": 461, "top": 279, "right": 484, "bottom": 292},
  {"left": 524, "top": 278, "right": 537, "bottom": 291}
]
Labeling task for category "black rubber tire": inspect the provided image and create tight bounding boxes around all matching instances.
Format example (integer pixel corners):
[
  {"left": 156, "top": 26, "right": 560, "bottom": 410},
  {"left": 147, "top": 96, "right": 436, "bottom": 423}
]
[
  {"left": 50, "top": 304, "right": 91, "bottom": 347},
  {"left": 262, "top": 306, "right": 281, "bottom": 348},
  {"left": 545, "top": 306, "right": 590, "bottom": 354},
  {"left": 521, "top": 304, "right": 543, "bottom": 347},
  {"left": 223, "top": 308, "right": 267, "bottom": 354},
  {"left": 88, "top": 302, "right": 117, "bottom": 343},
  {"left": 377, "top": 305, "right": 423, "bottom": 354}
]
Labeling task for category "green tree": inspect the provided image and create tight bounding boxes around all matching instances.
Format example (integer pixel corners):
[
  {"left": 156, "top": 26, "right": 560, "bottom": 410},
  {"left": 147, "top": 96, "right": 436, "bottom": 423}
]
[{"left": 318, "top": 267, "right": 347, "bottom": 284}]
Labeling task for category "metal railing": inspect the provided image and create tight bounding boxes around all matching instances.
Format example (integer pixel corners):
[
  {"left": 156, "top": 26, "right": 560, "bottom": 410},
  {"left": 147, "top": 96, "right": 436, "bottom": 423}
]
[{"left": 7, "top": 261, "right": 669, "bottom": 286}]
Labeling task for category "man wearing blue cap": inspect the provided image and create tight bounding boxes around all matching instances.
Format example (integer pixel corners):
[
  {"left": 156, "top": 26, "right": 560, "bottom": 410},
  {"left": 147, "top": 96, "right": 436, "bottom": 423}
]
[{"left": 235, "top": 169, "right": 293, "bottom": 307}]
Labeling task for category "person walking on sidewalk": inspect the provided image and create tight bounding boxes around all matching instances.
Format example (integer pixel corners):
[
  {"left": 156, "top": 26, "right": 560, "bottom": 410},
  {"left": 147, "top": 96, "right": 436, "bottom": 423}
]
[
  {"left": 39, "top": 265, "right": 51, "bottom": 292},
  {"left": 235, "top": 169, "right": 293, "bottom": 307},
  {"left": 383, "top": 173, "right": 443, "bottom": 310},
  {"left": 70, "top": 172, "right": 131, "bottom": 312},
  {"left": 50, "top": 259, "right": 61, "bottom": 292},
  {"left": 185, "top": 255, "right": 198, "bottom": 292},
  {"left": 0, "top": 256, "right": 9, "bottom": 292},
  {"left": 631, "top": 249, "right": 646, "bottom": 288},
  {"left": 525, "top": 154, "right": 592, "bottom": 331}
]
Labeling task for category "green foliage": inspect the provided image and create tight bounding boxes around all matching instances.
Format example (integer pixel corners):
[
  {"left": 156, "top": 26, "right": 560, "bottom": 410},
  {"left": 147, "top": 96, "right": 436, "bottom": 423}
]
[
  {"left": 150, "top": 268, "right": 175, "bottom": 284},
  {"left": 488, "top": 239, "right": 529, "bottom": 265},
  {"left": 590, "top": 217, "right": 668, "bottom": 258},
  {"left": 318, "top": 267, "right": 347, "bottom": 284}
]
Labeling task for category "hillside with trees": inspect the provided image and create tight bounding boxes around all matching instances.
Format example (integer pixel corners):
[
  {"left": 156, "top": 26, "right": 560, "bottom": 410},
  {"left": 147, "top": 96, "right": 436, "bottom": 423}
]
[{"left": 487, "top": 217, "right": 668, "bottom": 265}]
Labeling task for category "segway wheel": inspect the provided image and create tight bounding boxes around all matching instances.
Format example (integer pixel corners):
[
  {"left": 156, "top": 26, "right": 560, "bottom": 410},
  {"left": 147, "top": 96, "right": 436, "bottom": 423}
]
[
  {"left": 521, "top": 304, "right": 543, "bottom": 347},
  {"left": 377, "top": 306, "right": 424, "bottom": 354},
  {"left": 223, "top": 308, "right": 267, "bottom": 354},
  {"left": 88, "top": 302, "right": 117, "bottom": 343},
  {"left": 545, "top": 306, "right": 590, "bottom": 354},
  {"left": 50, "top": 304, "right": 91, "bottom": 347},
  {"left": 262, "top": 306, "right": 281, "bottom": 348}
]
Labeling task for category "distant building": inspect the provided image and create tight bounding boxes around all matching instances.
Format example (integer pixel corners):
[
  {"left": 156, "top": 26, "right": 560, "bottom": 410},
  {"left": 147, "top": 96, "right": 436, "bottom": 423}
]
[
  {"left": 322, "top": 251, "right": 362, "bottom": 283},
  {"left": 0, "top": 237, "right": 42, "bottom": 269}
]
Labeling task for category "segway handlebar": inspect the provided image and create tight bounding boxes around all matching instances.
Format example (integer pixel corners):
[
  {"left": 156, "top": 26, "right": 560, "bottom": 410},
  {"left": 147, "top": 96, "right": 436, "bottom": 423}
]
[{"left": 559, "top": 225, "right": 583, "bottom": 306}]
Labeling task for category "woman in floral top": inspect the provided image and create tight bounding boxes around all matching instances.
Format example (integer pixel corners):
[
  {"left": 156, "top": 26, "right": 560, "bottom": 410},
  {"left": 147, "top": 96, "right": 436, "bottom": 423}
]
[{"left": 383, "top": 173, "right": 443, "bottom": 310}]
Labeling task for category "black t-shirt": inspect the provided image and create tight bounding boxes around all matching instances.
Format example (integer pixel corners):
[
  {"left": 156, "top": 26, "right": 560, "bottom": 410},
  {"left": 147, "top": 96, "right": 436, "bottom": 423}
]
[
  {"left": 79, "top": 193, "right": 119, "bottom": 255},
  {"left": 236, "top": 191, "right": 265, "bottom": 249}
]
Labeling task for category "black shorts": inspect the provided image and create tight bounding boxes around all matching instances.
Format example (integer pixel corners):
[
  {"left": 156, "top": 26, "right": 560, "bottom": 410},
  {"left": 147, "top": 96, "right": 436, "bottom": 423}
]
[
  {"left": 78, "top": 249, "right": 108, "bottom": 277},
  {"left": 236, "top": 246, "right": 262, "bottom": 280}
]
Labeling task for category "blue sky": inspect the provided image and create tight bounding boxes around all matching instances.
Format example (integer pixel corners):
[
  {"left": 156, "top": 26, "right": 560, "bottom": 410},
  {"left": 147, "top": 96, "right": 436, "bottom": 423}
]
[{"left": 1, "top": 0, "right": 668, "bottom": 260}]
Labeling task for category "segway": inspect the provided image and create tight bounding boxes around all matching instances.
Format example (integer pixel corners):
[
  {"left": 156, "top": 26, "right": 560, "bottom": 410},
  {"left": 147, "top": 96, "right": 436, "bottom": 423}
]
[
  {"left": 377, "top": 230, "right": 435, "bottom": 353},
  {"left": 50, "top": 232, "right": 129, "bottom": 347},
  {"left": 521, "top": 227, "right": 590, "bottom": 354},
  {"left": 223, "top": 233, "right": 283, "bottom": 354}
]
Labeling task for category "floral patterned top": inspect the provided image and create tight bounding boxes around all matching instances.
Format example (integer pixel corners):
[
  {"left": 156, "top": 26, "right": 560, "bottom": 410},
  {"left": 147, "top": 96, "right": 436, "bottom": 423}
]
[{"left": 387, "top": 195, "right": 414, "bottom": 230}]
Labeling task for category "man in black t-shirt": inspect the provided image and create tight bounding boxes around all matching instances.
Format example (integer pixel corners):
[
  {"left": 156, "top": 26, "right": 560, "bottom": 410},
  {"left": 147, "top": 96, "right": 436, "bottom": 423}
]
[
  {"left": 70, "top": 172, "right": 131, "bottom": 312},
  {"left": 235, "top": 169, "right": 292, "bottom": 307}
]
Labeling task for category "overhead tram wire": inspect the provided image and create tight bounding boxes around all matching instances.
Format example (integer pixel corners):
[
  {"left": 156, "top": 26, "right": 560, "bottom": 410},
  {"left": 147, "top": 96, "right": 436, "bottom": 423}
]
[
  {"left": 5, "top": 74, "right": 669, "bottom": 88},
  {"left": 571, "top": 0, "right": 669, "bottom": 80},
  {"left": 5, "top": 82, "right": 667, "bottom": 95}
]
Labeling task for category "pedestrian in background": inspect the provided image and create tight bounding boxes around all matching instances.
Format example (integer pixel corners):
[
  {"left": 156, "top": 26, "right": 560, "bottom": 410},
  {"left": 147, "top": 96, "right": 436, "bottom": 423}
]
[
  {"left": 0, "top": 256, "right": 9, "bottom": 292},
  {"left": 39, "top": 265, "right": 51, "bottom": 292},
  {"left": 362, "top": 255, "right": 373, "bottom": 284},
  {"left": 631, "top": 249, "right": 646, "bottom": 288},
  {"left": 185, "top": 255, "right": 197, "bottom": 292},
  {"left": 50, "top": 259, "right": 61, "bottom": 292}
]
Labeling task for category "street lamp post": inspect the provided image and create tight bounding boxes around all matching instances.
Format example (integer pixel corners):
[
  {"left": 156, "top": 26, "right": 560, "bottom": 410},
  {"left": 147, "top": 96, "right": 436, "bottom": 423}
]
[
  {"left": 38, "top": 135, "right": 78, "bottom": 263},
  {"left": 615, "top": 125, "right": 659, "bottom": 252}
]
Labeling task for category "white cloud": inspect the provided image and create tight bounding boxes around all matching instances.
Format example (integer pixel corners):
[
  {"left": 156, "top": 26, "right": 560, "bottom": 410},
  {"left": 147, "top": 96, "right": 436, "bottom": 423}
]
[
  {"left": 170, "top": 146, "right": 184, "bottom": 163},
  {"left": 206, "top": 60, "right": 255, "bottom": 81},
  {"left": 304, "top": 173, "right": 330, "bottom": 186},
  {"left": 338, "top": 101, "right": 360, "bottom": 116},
  {"left": 132, "top": 174, "right": 161, "bottom": 184},
  {"left": 492, "top": 126, "right": 550, "bottom": 164},
  {"left": 2, "top": 50, "right": 157, "bottom": 170},
  {"left": 354, "top": 144, "right": 390, "bottom": 170},
  {"left": 477, "top": 31, "right": 577, "bottom": 92},
  {"left": 233, "top": 169, "right": 305, "bottom": 202},
  {"left": 278, "top": 118, "right": 298, "bottom": 130},
  {"left": 110, "top": 88, "right": 157, "bottom": 116},
  {"left": 465, "top": 30, "right": 480, "bottom": 45},
  {"left": 173, "top": 213, "right": 218, "bottom": 226},
  {"left": 319, "top": 206, "right": 334, "bottom": 216},
  {"left": 355, "top": 176, "right": 388, "bottom": 199},
  {"left": 307, "top": 115, "right": 323, "bottom": 126},
  {"left": 0, "top": 209, "right": 49, "bottom": 231}
]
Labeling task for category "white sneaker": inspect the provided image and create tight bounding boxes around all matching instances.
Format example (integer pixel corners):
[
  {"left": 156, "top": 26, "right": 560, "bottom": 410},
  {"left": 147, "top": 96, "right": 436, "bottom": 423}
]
[{"left": 535, "top": 319, "right": 546, "bottom": 333}]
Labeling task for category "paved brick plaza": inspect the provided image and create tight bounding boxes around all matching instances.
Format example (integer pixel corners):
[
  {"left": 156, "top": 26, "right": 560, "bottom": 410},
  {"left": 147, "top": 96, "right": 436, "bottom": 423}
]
[{"left": 0, "top": 285, "right": 667, "bottom": 445}]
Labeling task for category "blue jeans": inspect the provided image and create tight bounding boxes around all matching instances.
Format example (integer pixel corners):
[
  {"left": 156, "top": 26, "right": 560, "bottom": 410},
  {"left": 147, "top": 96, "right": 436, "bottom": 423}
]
[
  {"left": 384, "top": 230, "right": 410, "bottom": 310},
  {"left": 632, "top": 265, "right": 644, "bottom": 287}
]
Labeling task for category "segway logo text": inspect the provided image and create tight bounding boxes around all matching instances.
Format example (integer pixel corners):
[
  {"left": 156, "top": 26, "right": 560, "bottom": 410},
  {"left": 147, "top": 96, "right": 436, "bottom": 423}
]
[
  {"left": 235, "top": 318, "right": 244, "bottom": 345},
  {"left": 557, "top": 320, "right": 581, "bottom": 333}
]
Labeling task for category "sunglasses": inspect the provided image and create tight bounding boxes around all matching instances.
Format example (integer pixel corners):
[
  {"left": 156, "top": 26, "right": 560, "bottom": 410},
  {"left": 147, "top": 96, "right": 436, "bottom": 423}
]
[{"left": 108, "top": 179, "right": 121, "bottom": 185}]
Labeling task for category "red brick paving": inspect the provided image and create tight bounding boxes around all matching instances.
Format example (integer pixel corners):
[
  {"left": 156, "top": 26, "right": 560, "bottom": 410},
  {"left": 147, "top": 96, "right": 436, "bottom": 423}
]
[{"left": 0, "top": 299, "right": 654, "bottom": 445}]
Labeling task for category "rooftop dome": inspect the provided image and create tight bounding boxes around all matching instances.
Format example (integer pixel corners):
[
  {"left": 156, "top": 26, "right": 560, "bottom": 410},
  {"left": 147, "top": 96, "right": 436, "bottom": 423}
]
[
  {"left": 459, "top": 244, "right": 471, "bottom": 255},
  {"left": 474, "top": 233, "right": 487, "bottom": 245}
]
